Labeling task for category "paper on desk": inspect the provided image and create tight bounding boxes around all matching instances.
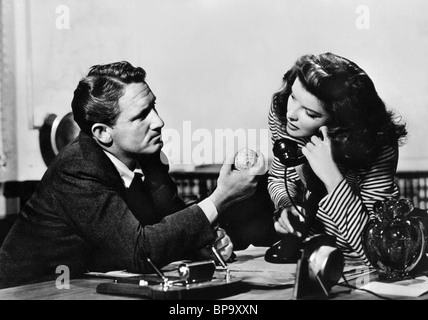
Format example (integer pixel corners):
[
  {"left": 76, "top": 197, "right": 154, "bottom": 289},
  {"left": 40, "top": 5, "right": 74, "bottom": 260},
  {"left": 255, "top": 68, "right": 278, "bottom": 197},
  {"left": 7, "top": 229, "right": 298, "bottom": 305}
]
[
  {"left": 359, "top": 276, "right": 428, "bottom": 297},
  {"left": 339, "top": 260, "right": 376, "bottom": 284},
  {"left": 234, "top": 273, "right": 295, "bottom": 287},
  {"left": 230, "top": 245, "right": 296, "bottom": 287},
  {"left": 85, "top": 270, "right": 143, "bottom": 278}
]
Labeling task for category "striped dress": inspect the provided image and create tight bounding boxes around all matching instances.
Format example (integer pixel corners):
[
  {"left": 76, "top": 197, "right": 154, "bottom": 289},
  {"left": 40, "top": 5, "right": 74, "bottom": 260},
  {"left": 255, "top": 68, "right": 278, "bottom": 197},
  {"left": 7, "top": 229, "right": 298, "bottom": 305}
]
[{"left": 268, "top": 105, "right": 400, "bottom": 262}]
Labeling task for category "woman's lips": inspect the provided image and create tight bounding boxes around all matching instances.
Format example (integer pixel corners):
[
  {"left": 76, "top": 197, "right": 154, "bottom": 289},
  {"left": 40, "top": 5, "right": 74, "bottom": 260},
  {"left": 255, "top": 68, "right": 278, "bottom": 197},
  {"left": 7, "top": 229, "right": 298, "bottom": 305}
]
[{"left": 287, "top": 122, "right": 299, "bottom": 131}]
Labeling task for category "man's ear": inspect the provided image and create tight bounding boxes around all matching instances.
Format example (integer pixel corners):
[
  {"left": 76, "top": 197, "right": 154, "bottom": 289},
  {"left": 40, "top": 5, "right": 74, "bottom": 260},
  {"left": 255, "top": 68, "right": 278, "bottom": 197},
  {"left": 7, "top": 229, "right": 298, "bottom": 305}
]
[{"left": 91, "top": 123, "right": 112, "bottom": 145}]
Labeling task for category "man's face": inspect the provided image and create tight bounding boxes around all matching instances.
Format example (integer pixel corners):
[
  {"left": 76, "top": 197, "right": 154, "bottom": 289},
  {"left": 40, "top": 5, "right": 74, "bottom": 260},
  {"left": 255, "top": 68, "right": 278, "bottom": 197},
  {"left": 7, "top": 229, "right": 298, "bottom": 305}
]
[{"left": 110, "top": 82, "right": 164, "bottom": 163}]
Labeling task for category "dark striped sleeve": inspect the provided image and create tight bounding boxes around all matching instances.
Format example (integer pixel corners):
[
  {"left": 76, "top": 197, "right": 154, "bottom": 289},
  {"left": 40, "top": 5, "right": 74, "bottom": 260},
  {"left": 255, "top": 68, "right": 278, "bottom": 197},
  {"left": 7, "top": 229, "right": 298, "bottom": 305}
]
[
  {"left": 317, "top": 145, "right": 399, "bottom": 262},
  {"left": 267, "top": 103, "right": 301, "bottom": 209}
]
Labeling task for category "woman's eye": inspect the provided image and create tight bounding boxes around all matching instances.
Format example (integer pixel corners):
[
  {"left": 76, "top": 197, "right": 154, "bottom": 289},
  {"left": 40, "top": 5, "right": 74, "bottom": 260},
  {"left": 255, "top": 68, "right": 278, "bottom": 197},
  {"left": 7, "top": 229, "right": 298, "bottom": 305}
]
[{"left": 306, "top": 110, "right": 319, "bottom": 119}]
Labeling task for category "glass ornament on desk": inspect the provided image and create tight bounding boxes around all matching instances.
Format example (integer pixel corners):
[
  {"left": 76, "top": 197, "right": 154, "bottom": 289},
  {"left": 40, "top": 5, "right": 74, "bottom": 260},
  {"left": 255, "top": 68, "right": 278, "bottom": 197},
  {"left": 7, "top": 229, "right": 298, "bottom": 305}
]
[{"left": 362, "top": 198, "right": 428, "bottom": 282}]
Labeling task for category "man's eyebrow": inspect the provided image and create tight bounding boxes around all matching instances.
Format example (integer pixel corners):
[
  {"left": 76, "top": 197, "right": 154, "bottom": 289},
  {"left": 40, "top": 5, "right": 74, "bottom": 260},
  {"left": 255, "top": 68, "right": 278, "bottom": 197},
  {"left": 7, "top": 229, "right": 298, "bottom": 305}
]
[{"left": 131, "top": 97, "right": 156, "bottom": 120}]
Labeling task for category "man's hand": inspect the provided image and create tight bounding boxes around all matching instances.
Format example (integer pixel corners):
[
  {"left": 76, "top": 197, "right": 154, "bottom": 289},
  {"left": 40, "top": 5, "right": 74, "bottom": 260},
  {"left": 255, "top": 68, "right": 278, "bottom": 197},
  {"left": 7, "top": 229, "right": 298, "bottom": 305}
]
[
  {"left": 214, "top": 227, "right": 234, "bottom": 261},
  {"left": 209, "top": 150, "right": 266, "bottom": 213}
]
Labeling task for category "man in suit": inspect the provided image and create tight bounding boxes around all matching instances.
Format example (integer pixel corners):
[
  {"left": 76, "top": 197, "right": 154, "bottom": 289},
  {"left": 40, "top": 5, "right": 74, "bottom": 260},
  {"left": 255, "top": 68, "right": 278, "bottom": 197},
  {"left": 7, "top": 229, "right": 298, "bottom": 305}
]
[{"left": 0, "top": 61, "right": 264, "bottom": 288}]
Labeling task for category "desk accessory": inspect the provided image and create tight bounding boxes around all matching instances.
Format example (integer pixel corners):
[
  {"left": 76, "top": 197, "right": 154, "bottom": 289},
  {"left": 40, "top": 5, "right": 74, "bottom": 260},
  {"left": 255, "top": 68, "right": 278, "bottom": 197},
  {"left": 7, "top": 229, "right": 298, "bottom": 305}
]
[
  {"left": 96, "top": 260, "right": 245, "bottom": 300},
  {"left": 363, "top": 198, "right": 428, "bottom": 281}
]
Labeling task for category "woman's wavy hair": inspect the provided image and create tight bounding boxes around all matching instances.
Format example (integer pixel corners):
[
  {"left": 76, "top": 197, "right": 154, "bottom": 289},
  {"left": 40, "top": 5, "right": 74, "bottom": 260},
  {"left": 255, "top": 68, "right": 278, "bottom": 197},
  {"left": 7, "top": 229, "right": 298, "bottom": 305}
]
[
  {"left": 71, "top": 61, "right": 146, "bottom": 135},
  {"left": 272, "top": 52, "right": 407, "bottom": 168}
]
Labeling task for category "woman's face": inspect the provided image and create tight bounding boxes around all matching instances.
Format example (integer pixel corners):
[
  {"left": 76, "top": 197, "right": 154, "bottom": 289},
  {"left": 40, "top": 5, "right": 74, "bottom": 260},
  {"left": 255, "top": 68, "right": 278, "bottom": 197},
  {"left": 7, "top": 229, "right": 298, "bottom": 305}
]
[{"left": 285, "top": 78, "right": 331, "bottom": 138}]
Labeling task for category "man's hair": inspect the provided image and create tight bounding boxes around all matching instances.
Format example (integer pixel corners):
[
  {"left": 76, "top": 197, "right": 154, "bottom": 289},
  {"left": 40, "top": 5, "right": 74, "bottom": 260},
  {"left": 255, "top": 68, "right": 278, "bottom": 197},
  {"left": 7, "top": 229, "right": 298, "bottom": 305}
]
[
  {"left": 71, "top": 61, "right": 146, "bottom": 135},
  {"left": 272, "top": 52, "right": 407, "bottom": 167}
]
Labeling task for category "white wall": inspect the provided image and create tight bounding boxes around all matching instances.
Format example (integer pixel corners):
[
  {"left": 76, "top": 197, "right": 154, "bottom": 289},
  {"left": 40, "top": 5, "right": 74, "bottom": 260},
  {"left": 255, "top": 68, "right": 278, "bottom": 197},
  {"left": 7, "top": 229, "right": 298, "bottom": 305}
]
[{"left": 3, "top": 0, "right": 428, "bottom": 181}]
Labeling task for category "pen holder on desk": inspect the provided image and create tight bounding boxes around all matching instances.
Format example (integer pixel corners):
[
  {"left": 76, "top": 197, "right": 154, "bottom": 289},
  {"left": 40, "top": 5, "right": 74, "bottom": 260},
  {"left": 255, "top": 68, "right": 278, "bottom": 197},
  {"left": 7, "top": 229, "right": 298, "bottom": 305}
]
[
  {"left": 177, "top": 261, "right": 216, "bottom": 283},
  {"left": 362, "top": 198, "right": 428, "bottom": 282},
  {"left": 96, "top": 260, "right": 244, "bottom": 300}
]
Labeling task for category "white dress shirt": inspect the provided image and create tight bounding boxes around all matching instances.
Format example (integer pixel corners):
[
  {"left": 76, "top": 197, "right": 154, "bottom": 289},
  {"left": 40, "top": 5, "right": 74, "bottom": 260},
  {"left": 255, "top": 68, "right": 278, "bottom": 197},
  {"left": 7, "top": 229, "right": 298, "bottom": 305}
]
[{"left": 103, "top": 151, "right": 218, "bottom": 223}]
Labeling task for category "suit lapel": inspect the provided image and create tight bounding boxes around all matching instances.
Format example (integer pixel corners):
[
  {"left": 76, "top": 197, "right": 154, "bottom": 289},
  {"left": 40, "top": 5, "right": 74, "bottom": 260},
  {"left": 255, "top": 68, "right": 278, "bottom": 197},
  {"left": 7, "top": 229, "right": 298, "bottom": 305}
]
[
  {"left": 78, "top": 132, "right": 127, "bottom": 197},
  {"left": 77, "top": 134, "right": 184, "bottom": 222}
]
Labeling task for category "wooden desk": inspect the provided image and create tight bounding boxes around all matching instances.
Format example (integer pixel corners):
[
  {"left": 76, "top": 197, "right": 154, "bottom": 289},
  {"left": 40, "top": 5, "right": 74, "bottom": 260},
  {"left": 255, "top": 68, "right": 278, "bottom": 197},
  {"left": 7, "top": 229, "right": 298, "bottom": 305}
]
[{"left": 0, "top": 246, "right": 427, "bottom": 300}]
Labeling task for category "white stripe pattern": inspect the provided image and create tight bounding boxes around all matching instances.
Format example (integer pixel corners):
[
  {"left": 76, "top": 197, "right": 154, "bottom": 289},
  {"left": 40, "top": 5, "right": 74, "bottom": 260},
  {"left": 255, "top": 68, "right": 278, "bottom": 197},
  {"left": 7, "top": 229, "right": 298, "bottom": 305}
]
[{"left": 267, "top": 105, "right": 399, "bottom": 263}]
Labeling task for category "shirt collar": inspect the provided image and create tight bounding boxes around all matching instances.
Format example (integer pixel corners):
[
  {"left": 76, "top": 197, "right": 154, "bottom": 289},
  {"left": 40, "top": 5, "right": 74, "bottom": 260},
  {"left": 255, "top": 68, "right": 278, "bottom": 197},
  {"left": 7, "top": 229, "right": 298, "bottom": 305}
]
[{"left": 103, "top": 151, "right": 144, "bottom": 188}]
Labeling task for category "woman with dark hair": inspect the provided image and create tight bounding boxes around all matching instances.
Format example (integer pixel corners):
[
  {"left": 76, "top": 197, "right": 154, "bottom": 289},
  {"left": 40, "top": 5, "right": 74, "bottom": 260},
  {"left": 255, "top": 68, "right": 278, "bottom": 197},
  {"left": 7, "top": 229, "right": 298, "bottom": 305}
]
[{"left": 267, "top": 52, "right": 407, "bottom": 262}]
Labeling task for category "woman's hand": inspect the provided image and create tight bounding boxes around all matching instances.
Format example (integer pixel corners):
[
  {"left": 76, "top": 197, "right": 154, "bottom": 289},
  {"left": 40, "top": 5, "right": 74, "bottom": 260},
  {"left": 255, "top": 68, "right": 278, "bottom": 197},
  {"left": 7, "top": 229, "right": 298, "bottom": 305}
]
[
  {"left": 301, "top": 126, "right": 343, "bottom": 193},
  {"left": 274, "top": 206, "right": 304, "bottom": 238}
]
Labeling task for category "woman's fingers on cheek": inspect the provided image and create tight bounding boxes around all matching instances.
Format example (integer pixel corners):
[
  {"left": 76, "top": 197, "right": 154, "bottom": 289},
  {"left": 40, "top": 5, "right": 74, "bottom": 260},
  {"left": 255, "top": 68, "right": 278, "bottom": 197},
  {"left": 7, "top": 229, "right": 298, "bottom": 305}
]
[
  {"left": 301, "top": 146, "right": 308, "bottom": 157},
  {"left": 319, "top": 126, "right": 331, "bottom": 143},
  {"left": 319, "top": 126, "right": 328, "bottom": 137},
  {"left": 305, "top": 142, "right": 314, "bottom": 151},
  {"left": 311, "top": 135, "right": 321, "bottom": 144}
]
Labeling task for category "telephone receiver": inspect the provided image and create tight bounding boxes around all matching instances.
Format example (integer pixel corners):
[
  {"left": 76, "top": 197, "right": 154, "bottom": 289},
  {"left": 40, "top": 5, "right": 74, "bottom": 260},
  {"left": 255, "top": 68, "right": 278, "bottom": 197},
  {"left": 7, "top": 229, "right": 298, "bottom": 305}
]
[
  {"left": 273, "top": 129, "right": 325, "bottom": 167},
  {"left": 273, "top": 137, "right": 307, "bottom": 167}
]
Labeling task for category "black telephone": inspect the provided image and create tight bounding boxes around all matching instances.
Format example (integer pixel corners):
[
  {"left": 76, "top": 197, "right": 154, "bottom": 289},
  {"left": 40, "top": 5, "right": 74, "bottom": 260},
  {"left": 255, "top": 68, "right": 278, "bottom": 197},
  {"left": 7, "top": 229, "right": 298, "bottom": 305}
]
[
  {"left": 266, "top": 134, "right": 332, "bottom": 264},
  {"left": 272, "top": 137, "right": 306, "bottom": 167},
  {"left": 265, "top": 134, "right": 344, "bottom": 296},
  {"left": 265, "top": 137, "right": 308, "bottom": 264}
]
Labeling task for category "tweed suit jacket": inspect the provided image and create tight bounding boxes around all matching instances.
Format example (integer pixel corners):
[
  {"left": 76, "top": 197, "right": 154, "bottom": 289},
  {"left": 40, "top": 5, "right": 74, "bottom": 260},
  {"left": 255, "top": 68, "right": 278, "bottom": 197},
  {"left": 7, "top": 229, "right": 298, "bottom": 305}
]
[{"left": 0, "top": 132, "right": 215, "bottom": 288}]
